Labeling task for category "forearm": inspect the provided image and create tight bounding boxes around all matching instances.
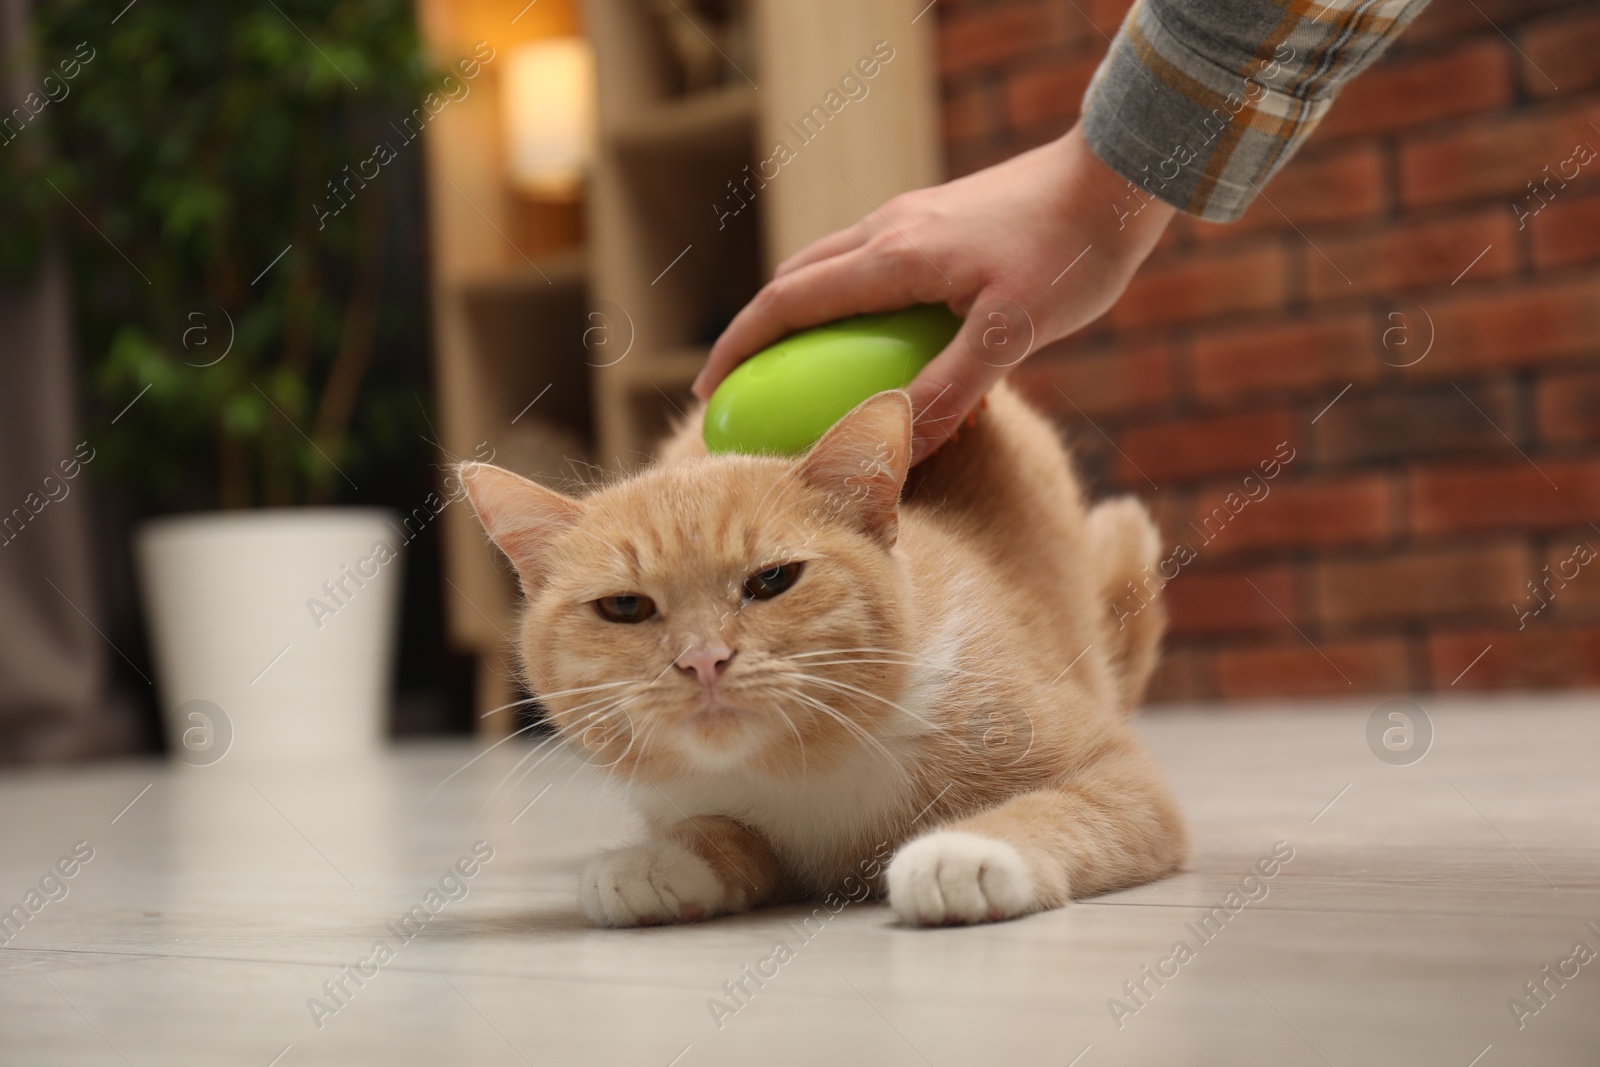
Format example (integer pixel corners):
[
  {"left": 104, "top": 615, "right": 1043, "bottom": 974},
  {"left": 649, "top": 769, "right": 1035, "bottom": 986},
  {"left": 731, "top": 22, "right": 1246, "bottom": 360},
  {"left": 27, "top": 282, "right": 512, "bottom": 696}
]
[{"left": 1081, "top": 0, "right": 1433, "bottom": 221}]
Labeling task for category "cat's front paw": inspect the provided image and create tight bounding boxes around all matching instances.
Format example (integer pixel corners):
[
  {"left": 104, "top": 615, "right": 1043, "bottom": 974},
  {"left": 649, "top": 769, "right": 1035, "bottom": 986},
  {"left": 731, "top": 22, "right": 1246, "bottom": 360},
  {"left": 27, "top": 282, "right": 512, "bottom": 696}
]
[
  {"left": 580, "top": 840, "right": 730, "bottom": 927},
  {"left": 887, "top": 830, "right": 1041, "bottom": 926}
]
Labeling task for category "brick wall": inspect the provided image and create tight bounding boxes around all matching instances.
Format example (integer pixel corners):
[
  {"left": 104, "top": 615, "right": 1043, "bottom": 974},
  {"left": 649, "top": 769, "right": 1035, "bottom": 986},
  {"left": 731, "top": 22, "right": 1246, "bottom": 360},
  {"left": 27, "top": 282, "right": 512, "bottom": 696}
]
[{"left": 938, "top": 0, "right": 1600, "bottom": 699}]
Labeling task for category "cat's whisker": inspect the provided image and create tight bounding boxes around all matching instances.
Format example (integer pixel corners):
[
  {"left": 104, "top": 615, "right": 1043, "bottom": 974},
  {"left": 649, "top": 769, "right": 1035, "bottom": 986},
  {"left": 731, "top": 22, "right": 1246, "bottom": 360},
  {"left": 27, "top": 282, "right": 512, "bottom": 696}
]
[
  {"left": 787, "top": 689, "right": 896, "bottom": 759},
  {"left": 477, "top": 695, "right": 638, "bottom": 823},
  {"left": 507, "top": 678, "right": 648, "bottom": 738},
  {"left": 583, "top": 700, "right": 658, "bottom": 783},
  {"left": 633, "top": 710, "right": 671, "bottom": 769},
  {"left": 781, "top": 646, "right": 950, "bottom": 675},
  {"left": 544, "top": 739, "right": 604, "bottom": 812},
  {"left": 784, "top": 646, "right": 922, "bottom": 659},
  {"left": 570, "top": 697, "right": 647, "bottom": 774},
  {"left": 767, "top": 702, "right": 808, "bottom": 775},
  {"left": 520, "top": 734, "right": 600, "bottom": 823},
  {"left": 784, "top": 646, "right": 997, "bottom": 673},
  {"left": 554, "top": 744, "right": 595, "bottom": 797},
  {"left": 482, "top": 695, "right": 644, "bottom": 823},
  {"left": 547, "top": 687, "right": 650, "bottom": 722},
  {"left": 492, "top": 729, "right": 571, "bottom": 816},
  {"left": 790, "top": 656, "right": 1010, "bottom": 683},
  {"left": 782, "top": 646, "right": 956, "bottom": 669},
  {"left": 533, "top": 677, "right": 642, "bottom": 702},
  {"left": 419, "top": 717, "right": 549, "bottom": 810},
  {"left": 492, "top": 725, "right": 609, "bottom": 824},
  {"left": 787, "top": 691, "right": 903, "bottom": 774},
  {"left": 475, "top": 693, "right": 547, "bottom": 721},
  {"left": 787, "top": 671, "right": 950, "bottom": 734},
  {"left": 473, "top": 729, "right": 569, "bottom": 825}
]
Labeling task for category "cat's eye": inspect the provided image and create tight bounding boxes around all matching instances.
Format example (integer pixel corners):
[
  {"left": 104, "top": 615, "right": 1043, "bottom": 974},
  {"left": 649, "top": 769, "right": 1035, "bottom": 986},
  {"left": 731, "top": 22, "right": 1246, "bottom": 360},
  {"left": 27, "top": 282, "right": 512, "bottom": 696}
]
[
  {"left": 743, "top": 561, "right": 804, "bottom": 601},
  {"left": 593, "top": 593, "right": 657, "bottom": 624}
]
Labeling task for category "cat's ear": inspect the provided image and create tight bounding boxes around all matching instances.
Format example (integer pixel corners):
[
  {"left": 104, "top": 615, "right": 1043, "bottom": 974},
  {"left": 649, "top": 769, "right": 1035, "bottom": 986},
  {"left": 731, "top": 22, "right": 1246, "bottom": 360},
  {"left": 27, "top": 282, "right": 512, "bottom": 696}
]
[
  {"left": 457, "top": 462, "right": 581, "bottom": 594},
  {"left": 796, "top": 390, "right": 912, "bottom": 547}
]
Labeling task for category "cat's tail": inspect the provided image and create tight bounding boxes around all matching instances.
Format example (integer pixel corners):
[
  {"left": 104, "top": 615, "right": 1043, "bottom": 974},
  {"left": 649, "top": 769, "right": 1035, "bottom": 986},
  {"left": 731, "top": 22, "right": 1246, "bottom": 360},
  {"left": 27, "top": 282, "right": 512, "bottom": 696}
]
[{"left": 1085, "top": 496, "right": 1166, "bottom": 714}]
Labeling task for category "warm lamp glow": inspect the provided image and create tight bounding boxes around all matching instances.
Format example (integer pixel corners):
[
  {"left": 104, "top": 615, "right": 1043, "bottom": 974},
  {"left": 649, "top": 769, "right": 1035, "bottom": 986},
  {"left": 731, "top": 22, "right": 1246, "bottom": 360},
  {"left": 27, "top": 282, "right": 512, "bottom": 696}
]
[{"left": 503, "top": 38, "right": 595, "bottom": 198}]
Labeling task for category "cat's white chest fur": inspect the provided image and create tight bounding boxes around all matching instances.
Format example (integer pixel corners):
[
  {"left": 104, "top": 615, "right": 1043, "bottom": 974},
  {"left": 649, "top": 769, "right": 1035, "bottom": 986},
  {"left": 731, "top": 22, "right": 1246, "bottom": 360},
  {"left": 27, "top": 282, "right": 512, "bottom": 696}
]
[{"left": 634, "top": 738, "right": 918, "bottom": 888}]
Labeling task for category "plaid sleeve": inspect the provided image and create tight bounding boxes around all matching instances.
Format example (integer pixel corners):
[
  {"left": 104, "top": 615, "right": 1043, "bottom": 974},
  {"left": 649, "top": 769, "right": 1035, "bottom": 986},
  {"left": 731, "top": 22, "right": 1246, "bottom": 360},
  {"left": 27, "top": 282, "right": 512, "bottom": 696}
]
[{"left": 1080, "top": 0, "right": 1432, "bottom": 222}]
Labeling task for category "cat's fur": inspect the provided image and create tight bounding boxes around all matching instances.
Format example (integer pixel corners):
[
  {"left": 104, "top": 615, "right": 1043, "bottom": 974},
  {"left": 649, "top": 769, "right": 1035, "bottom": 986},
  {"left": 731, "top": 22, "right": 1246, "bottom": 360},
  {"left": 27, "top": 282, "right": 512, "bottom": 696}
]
[{"left": 460, "top": 384, "right": 1186, "bottom": 927}]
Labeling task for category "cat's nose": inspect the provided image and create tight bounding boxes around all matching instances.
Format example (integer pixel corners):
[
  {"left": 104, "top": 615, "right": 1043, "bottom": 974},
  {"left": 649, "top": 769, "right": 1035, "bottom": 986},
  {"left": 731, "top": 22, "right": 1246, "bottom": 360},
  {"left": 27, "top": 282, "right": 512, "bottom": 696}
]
[{"left": 675, "top": 645, "right": 734, "bottom": 687}]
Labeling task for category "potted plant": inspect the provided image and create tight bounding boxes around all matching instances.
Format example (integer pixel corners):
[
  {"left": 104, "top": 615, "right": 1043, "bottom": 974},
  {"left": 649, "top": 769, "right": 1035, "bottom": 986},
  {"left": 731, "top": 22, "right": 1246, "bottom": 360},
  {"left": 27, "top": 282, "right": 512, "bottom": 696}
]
[{"left": 0, "top": 0, "right": 436, "bottom": 762}]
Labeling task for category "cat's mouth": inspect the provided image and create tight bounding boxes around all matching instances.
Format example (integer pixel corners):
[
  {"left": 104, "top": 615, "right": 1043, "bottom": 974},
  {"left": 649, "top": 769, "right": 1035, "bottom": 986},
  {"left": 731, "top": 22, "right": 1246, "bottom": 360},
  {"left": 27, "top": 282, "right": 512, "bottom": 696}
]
[
  {"left": 675, "top": 693, "right": 762, "bottom": 755},
  {"left": 684, "top": 693, "right": 748, "bottom": 723}
]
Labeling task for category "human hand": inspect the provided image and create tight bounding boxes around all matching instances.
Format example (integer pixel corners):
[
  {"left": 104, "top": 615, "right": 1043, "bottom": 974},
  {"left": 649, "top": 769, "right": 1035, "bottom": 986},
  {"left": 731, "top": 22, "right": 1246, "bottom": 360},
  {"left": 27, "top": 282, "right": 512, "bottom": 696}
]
[{"left": 692, "top": 124, "right": 1176, "bottom": 463}]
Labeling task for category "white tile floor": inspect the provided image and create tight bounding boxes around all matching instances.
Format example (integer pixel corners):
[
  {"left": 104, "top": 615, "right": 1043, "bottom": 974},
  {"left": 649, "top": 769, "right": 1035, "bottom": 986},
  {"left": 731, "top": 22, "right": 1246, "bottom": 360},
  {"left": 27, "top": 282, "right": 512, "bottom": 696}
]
[{"left": 2, "top": 693, "right": 1597, "bottom": 1066}]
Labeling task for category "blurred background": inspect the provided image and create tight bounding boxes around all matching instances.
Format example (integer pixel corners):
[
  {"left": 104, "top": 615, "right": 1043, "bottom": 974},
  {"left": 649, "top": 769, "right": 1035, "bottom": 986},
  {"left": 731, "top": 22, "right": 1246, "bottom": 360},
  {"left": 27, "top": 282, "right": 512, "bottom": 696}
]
[
  {"left": 0, "top": 0, "right": 1594, "bottom": 766},
  {"left": 955, "top": 0, "right": 1600, "bottom": 701}
]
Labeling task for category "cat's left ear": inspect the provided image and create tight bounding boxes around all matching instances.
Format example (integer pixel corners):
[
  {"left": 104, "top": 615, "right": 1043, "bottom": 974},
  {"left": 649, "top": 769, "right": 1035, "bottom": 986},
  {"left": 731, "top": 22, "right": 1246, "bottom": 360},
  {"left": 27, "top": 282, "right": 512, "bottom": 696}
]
[
  {"left": 457, "top": 462, "right": 581, "bottom": 594},
  {"left": 796, "top": 390, "right": 912, "bottom": 547}
]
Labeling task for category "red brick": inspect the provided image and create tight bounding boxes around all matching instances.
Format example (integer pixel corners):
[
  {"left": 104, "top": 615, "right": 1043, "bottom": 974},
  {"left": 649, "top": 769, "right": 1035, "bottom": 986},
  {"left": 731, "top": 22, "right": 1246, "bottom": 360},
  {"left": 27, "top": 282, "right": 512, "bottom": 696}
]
[
  {"left": 1411, "top": 459, "right": 1600, "bottom": 536},
  {"left": 946, "top": 138, "right": 1019, "bottom": 178},
  {"left": 1004, "top": 55, "right": 1101, "bottom": 129},
  {"left": 1086, "top": 0, "right": 1134, "bottom": 35},
  {"left": 1520, "top": 7, "right": 1600, "bottom": 98},
  {"left": 1190, "top": 313, "right": 1376, "bottom": 403},
  {"left": 1314, "top": 543, "right": 1528, "bottom": 627},
  {"left": 1117, "top": 409, "right": 1296, "bottom": 485},
  {"left": 1144, "top": 646, "right": 1209, "bottom": 704},
  {"left": 1143, "top": 216, "right": 1192, "bottom": 262},
  {"left": 1158, "top": 215, "right": 1202, "bottom": 250},
  {"left": 1215, "top": 637, "right": 1412, "bottom": 698},
  {"left": 938, "top": 3, "right": 1077, "bottom": 76},
  {"left": 1399, "top": 102, "right": 1600, "bottom": 208},
  {"left": 1312, "top": 382, "right": 1521, "bottom": 465},
  {"left": 1538, "top": 533, "right": 1600, "bottom": 617},
  {"left": 1109, "top": 243, "right": 1288, "bottom": 330},
  {"left": 1191, "top": 144, "right": 1389, "bottom": 241},
  {"left": 1402, "top": 0, "right": 1572, "bottom": 46},
  {"left": 1145, "top": 489, "right": 1188, "bottom": 550},
  {"left": 1305, "top": 211, "right": 1517, "bottom": 300},
  {"left": 942, "top": 81, "right": 999, "bottom": 144},
  {"left": 1412, "top": 274, "right": 1600, "bottom": 378},
  {"left": 1013, "top": 339, "right": 1171, "bottom": 418},
  {"left": 1428, "top": 627, "right": 1600, "bottom": 688},
  {"left": 1315, "top": 40, "right": 1512, "bottom": 141},
  {"left": 1537, "top": 367, "right": 1600, "bottom": 445},
  {"left": 1529, "top": 191, "right": 1600, "bottom": 270},
  {"left": 1189, "top": 475, "right": 1395, "bottom": 557},
  {"left": 1164, "top": 563, "right": 1300, "bottom": 637}
]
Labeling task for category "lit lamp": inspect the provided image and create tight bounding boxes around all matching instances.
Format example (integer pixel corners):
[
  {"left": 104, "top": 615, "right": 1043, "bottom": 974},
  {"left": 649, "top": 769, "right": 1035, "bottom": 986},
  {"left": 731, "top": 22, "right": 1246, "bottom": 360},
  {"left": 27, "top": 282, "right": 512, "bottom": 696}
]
[{"left": 502, "top": 37, "right": 596, "bottom": 199}]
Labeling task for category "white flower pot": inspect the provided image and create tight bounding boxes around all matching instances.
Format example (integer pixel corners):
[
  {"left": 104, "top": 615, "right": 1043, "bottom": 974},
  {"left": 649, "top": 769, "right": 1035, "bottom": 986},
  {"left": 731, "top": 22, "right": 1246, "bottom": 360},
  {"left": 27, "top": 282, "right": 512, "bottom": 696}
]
[{"left": 135, "top": 508, "right": 403, "bottom": 765}]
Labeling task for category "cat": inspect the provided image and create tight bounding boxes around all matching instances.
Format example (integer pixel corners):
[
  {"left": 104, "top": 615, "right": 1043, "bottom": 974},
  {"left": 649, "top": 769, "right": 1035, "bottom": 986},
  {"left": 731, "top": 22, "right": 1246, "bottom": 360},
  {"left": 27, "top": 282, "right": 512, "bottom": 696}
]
[{"left": 460, "top": 383, "right": 1187, "bottom": 927}]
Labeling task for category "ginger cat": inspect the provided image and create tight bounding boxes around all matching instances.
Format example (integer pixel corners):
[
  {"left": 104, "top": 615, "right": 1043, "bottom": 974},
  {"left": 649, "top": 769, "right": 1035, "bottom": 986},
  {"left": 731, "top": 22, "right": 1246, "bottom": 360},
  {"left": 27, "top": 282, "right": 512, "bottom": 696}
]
[{"left": 460, "top": 384, "right": 1186, "bottom": 927}]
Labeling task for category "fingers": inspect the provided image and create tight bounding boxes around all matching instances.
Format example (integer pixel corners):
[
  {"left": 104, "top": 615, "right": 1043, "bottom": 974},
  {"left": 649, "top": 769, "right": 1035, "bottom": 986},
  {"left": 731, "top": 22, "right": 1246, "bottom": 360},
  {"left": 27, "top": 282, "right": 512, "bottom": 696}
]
[
  {"left": 771, "top": 217, "right": 873, "bottom": 278},
  {"left": 905, "top": 332, "right": 1007, "bottom": 466},
  {"left": 694, "top": 243, "right": 947, "bottom": 399}
]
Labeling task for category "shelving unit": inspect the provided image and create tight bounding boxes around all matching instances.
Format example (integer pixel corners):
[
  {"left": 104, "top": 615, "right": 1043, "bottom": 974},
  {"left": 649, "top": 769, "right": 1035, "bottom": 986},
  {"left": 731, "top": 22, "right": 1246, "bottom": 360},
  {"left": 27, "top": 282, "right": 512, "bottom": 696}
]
[{"left": 416, "top": 0, "right": 941, "bottom": 735}]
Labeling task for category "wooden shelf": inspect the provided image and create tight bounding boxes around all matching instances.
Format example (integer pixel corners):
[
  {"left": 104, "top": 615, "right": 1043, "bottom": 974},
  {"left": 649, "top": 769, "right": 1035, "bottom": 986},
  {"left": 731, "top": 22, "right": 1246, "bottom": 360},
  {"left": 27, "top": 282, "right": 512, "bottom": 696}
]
[
  {"left": 456, "top": 250, "right": 587, "bottom": 300},
  {"left": 605, "top": 84, "right": 756, "bottom": 155},
  {"left": 593, "top": 347, "right": 705, "bottom": 466},
  {"left": 608, "top": 346, "right": 707, "bottom": 388}
]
